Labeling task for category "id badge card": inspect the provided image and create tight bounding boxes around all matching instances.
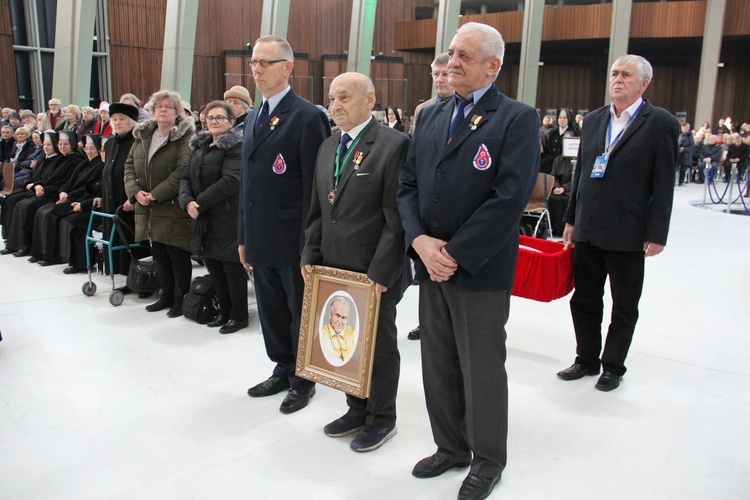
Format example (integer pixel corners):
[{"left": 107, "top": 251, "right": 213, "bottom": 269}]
[{"left": 591, "top": 155, "right": 608, "bottom": 178}]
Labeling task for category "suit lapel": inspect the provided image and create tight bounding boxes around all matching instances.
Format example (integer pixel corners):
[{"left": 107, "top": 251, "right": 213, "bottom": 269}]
[
  {"left": 433, "top": 102, "right": 451, "bottom": 155},
  {"left": 608, "top": 100, "right": 650, "bottom": 157},
  {"left": 246, "top": 90, "right": 296, "bottom": 155},
  {"left": 333, "top": 121, "right": 376, "bottom": 204},
  {"left": 438, "top": 87, "right": 500, "bottom": 162}
]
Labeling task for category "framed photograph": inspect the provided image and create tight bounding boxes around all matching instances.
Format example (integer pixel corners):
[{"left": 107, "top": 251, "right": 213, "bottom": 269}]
[{"left": 296, "top": 266, "right": 380, "bottom": 398}]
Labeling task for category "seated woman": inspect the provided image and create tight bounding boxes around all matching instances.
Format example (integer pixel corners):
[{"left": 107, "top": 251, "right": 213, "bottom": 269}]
[
  {"left": 385, "top": 106, "right": 405, "bottom": 132},
  {"left": 9, "top": 127, "right": 35, "bottom": 174},
  {"left": 20, "top": 110, "right": 38, "bottom": 133},
  {"left": 547, "top": 155, "right": 574, "bottom": 237},
  {"left": 14, "top": 130, "right": 44, "bottom": 181},
  {"left": 8, "top": 131, "right": 84, "bottom": 260},
  {"left": 2, "top": 133, "right": 61, "bottom": 247},
  {"left": 541, "top": 108, "right": 579, "bottom": 168},
  {"left": 1, "top": 131, "right": 79, "bottom": 255},
  {"left": 76, "top": 107, "right": 99, "bottom": 147},
  {"left": 55, "top": 105, "right": 81, "bottom": 132},
  {"left": 32, "top": 134, "right": 103, "bottom": 266},
  {"left": 179, "top": 100, "right": 247, "bottom": 334}
]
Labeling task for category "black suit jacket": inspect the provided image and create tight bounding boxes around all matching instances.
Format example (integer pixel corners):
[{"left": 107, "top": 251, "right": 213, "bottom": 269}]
[
  {"left": 397, "top": 85, "right": 539, "bottom": 291},
  {"left": 238, "top": 89, "right": 330, "bottom": 267},
  {"left": 302, "top": 119, "right": 410, "bottom": 290},
  {"left": 564, "top": 100, "right": 679, "bottom": 251}
]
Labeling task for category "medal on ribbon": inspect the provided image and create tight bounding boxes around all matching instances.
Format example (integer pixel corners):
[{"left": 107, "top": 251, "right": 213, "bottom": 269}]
[{"left": 470, "top": 115, "right": 482, "bottom": 131}]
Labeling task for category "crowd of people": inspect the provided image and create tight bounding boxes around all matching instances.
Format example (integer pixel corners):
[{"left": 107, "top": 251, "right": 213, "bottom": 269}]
[{"left": 1, "top": 22, "right": 745, "bottom": 500}]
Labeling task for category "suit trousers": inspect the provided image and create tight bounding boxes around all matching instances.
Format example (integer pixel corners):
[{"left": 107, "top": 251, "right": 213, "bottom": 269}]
[
  {"left": 150, "top": 241, "right": 192, "bottom": 305},
  {"left": 420, "top": 280, "right": 509, "bottom": 479},
  {"left": 345, "top": 285, "right": 402, "bottom": 428},
  {"left": 252, "top": 264, "right": 313, "bottom": 390},
  {"left": 570, "top": 240, "right": 645, "bottom": 376},
  {"left": 204, "top": 258, "right": 248, "bottom": 322}
]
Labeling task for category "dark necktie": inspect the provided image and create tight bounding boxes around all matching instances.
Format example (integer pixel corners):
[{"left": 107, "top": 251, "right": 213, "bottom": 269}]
[
  {"left": 448, "top": 96, "right": 472, "bottom": 141},
  {"left": 254, "top": 100, "right": 269, "bottom": 137},
  {"left": 339, "top": 133, "right": 352, "bottom": 165}
]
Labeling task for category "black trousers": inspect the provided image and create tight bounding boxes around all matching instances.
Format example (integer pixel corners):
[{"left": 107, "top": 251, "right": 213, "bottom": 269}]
[
  {"left": 253, "top": 264, "right": 313, "bottom": 391},
  {"left": 420, "top": 280, "right": 510, "bottom": 479},
  {"left": 569, "top": 240, "right": 645, "bottom": 376},
  {"left": 150, "top": 241, "right": 192, "bottom": 305},
  {"left": 204, "top": 258, "right": 248, "bottom": 322},
  {"left": 344, "top": 285, "right": 402, "bottom": 428}
]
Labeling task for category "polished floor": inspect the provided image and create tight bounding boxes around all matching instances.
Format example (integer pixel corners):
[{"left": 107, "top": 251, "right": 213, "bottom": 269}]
[{"left": 1, "top": 182, "right": 749, "bottom": 499}]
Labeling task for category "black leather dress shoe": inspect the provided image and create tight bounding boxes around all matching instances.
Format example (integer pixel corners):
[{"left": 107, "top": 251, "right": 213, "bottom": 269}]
[
  {"left": 458, "top": 474, "right": 500, "bottom": 500},
  {"left": 219, "top": 319, "right": 249, "bottom": 334},
  {"left": 63, "top": 266, "right": 87, "bottom": 274},
  {"left": 27, "top": 256, "right": 40, "bottom": 263},
  {"left": 206, "top": 315, "right": 229, "bottom": 328},
  {"left": 407, "top": 325, "right": 420, "bottom": 341},
  {"left": 279, "top": 386, "right": 315, "bottom": 414},
  {"left": 595, "top": 371, "right": 622, "bottom": 392},
  {"left": 247, "top": 376, "right": 289, "bottom": 397},
  {"left": 38, "top": 260, "right": 57, "bottom": 267},
  {"left": 12, "top": 248, "right": 29, "bottom": 257},
  {"left": 166, "top": 303, "right": 183, "bottom": 318},
  {"left": 411, "top": 454, "right": 472, "bottom": 478},
  {"left": 556, "top": 363, "right": 600, "bottom": 381},
  {"left": 145, "top": 298, "right": 173, "bottom": 312},
  {"left": 0, "top": 248, "right": 13, "bottom": 255}
]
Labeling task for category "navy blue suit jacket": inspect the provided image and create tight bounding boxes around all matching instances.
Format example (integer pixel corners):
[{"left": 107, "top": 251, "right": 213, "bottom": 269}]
[
  {"left": 238, "top": 89, "right": 330, "bottom": 267},
  {"left": 397, "top": 85, "right": 539, "bottom": 291},
  {"left": 564, "top": 100, "right": 679, "bottom": 251}
]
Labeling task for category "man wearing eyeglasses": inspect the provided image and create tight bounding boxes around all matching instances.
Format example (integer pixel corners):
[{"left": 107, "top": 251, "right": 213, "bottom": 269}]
[
  {"left": 412, "top": 53, "right": 454, "bottom": 132},
  {"left": 239, "top": 35, "right": 331, "bottom": 415}
]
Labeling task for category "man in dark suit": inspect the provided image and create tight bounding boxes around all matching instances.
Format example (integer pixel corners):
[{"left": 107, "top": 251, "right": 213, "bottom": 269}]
[
  {"left": 302, "top": 72, "right": 410, "bottom": 452},
  {"left": 397, "top": 22, "right": 538, "bottom": 500},
  {"left": 558, "top": 55, "right": 679, "bottom": 392},
  {"left": 407, "top": 52, "right": 455, "bottom": 342},
  {"left": 238, "top": 35, "right": 330, "bottom": 414}
]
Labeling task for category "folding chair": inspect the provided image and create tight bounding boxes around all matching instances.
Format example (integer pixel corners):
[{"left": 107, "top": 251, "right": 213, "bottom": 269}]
[
  {"left": 522, "top": 173, "right": 555, "bottom": 238},
  {"left": 0, "top": 161, "right": 15, "bottom": 196}
]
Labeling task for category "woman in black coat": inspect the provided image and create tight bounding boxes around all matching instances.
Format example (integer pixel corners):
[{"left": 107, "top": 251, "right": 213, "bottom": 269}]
[
  {"left": 385, "top": 106, "right": 405, "bottom": 132},
  {"left": 179, "top": 100, "right": 247, "bottom": 334},
  {"left": 30, "top": 134, "right": 103, "bottom": 266},
  {"left": 2, "top": 131, "right": 83, "bottom": 256},
  {"left": 96, "top": 102, "right": 150, "bottom": 279},
  {"left": 541, "top": 108, "right": 579, "bottom": 170},
  {"left": 0, "top": 132, "right": 62, "bottom": 248}
]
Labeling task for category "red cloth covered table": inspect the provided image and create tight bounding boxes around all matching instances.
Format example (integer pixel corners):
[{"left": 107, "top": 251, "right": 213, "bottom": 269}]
[{"left": 512, "top": 236, "right": 574, "bottom": 302}]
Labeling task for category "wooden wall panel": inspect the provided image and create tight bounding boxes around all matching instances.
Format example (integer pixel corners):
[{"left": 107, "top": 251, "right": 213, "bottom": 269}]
[
  {"left": 543, "top": 4, "right": 611, "bottom": 41},
  {"left": 0, "top": 0, "right": 18, "bottom": 108},
  {"left": 630, "top": 1, "right": 705, "bottom": 38},
  {"left": 108, "top": 0, "right": 166, "bottom": 104},
  {"left": 724, "top": 0, "right": 750, "bottom": 36}
]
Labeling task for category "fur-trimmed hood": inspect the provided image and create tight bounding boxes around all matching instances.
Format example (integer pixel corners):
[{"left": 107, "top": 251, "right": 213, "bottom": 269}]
[
  {"left": 189, "top": 128, "right": 243, "bottom": 151},
  {"left": 133, "top": 116, "right": 196, "bottom": 142}
]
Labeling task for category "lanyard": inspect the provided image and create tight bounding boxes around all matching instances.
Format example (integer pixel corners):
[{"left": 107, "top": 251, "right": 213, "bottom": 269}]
[
  {"left": 605, "top": 100, "right": 645, "bottom": 156},
  {"left": 333, "top": 121, "right": 371, "bottom": 187}
]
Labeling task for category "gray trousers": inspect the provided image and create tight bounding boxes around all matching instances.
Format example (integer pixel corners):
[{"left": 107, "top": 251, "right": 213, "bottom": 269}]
[{"left": 419, "top": 280, "right": 510, "bottom": 479}]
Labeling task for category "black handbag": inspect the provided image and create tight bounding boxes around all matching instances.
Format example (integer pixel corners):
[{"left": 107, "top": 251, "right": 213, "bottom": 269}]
[
  {"left": 113, "top": 208, "right": 161, "bottom": 293},
  {"left": 182, "top": 275, "right": 219, "bottom": 324},
  {"left": 127, "top": 258, "right": 161, "bottom": 293}
]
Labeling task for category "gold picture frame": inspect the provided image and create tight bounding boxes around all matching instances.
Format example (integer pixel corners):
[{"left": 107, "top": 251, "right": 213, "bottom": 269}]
[{"left": 296, "top": 266, "right": 380, "bottom": 398}]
